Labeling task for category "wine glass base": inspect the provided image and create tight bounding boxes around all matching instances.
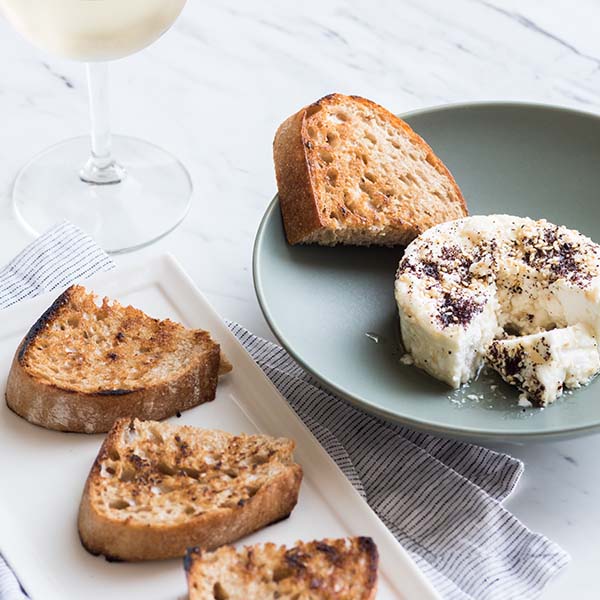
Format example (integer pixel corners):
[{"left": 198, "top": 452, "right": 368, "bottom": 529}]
[{"left": 13, "top": 135, "right": 192, "bottom": 254}]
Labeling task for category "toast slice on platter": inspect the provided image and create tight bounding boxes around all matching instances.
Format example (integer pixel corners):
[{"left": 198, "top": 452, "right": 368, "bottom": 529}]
[
  {"left": 273, "top": 93, "right": 467, "bottom": 246},
  {"left": 6, "top": 285, "right": 232, "bottom": 433},
  {"left": 78, "top": 418, "right": 303, "bottom": 561},
  {"left": 185, "top": 536, "right": 378, "bottom": 600}
]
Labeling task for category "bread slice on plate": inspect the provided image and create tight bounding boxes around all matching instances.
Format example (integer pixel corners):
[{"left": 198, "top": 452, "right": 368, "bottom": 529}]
[
  {"left": 273, "top": 93, "right": 467, "bottom": 246},
  {"left": 184, "top": 536, "right": 378, "bottom": 600},
  {"left": 78, "top": 418, "right": 303, "bottom": 561},
  {"left": 5, "top": 285, "right": 232, "bottom": 433}
]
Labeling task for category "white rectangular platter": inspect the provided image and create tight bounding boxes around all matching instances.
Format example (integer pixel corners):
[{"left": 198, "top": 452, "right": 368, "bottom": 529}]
[{"left": 0, "top": 254, "right": 439, "bottom": 600}]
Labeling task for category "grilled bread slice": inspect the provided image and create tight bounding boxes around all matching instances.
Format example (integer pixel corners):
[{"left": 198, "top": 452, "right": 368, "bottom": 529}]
[
  {"left": 274, "top": 93, "right": 467, "bottom": 246},
  {"left": 185, "top": 536, "right": 378, "bottom": 600},
  {"left": 78, "top": 418, "right": 303, "bottom": 561},
  {"left": 6, "top": 285, "right": 232, "bottom": 433}
]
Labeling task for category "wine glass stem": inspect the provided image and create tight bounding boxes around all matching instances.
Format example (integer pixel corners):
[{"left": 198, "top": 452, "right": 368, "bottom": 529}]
[{"left": 79, "top": 62, "right": 125, "bottom": 185}]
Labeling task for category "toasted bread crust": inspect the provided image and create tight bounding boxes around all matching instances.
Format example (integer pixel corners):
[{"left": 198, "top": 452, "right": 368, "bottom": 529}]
[
  {"left": 185, "top": 536, "right": 378, "bottom": 599},
  {"left": 274, "top": 93, "right": 467, "bottom": 246},
  {"left": 6, "top": 345, "right": 220, "bottom": 433},
  {"left": 78, "top": 419, "right": 303, "bottom": 561},
  {"left": 274, "top": 106, "right": 324, "bottom": 244},
  {"left": 17, "top": 287, "right": 73, "bottom": 362},
  {"left": 5, "top": 286, "right": 226, "bottom": 433}
]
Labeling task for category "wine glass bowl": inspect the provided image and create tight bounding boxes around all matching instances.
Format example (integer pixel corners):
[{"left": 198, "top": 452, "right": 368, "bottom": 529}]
[
  {"left": 0, "top": 0, "right": 187, "bottom": 61},
  {"left": 1, "top": 0, "right": 192, "bottom": 253}
]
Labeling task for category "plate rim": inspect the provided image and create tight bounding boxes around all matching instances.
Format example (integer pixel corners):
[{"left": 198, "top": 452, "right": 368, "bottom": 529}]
[{"left": 253, "top": 101, "right": 600, "bottom": 442}]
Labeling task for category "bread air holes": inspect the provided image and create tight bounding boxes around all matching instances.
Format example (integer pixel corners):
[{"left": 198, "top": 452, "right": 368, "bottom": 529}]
[
  {"left": 181, "top": 467, "right": 201, "bottom": 480},
  {"left": 157, "top": 462, "right": 178, "bottom": 476},
  {"left": 325, "top": 131, "right": 339, "bottom": 147},
  {"left": 157, "top": 482, "right": 176, "bottom": 494},
  {"left": 101, "top": 463, "right": 117, "bottom": 478},
  {"left": 212, "top": 582, "right": 230, "bottom": 600},
  {"left": 109, "top": 499, "right": 130, "bottom": 510},
  {"left": 119, "top": 465, "right": 136, "bottom": 483},
  {"left": 335, "top": 111, "right": 349, "bottom": 123},
  {"left": 149, "top": 426, "right": 164, "bottom": 444},
  {"left": 326, "top": 168, "right": 338, "bottom": 187},
  {"left": 246, "top": 485, "right": 260, "bottom": 497},
  {"left": 273, "top": 565, "right": 295, "bottom": 582},
  {"left": 306, "top": 104, "right": 322, "bottom": 118},
  {"left": 319, "top": 149, "right": 334, "bottom": 164},
  {"left": 364, "top": 131, "right": 377, "bottom": 145},
  {"left": 425, "top": 153, "right": 438, "bottom": 167},
  {"left": 359, "top": 181, "right": 371, "bottom": 195},
  {"left": 250, "top": 453, "right": 270, "bottom": 466}
]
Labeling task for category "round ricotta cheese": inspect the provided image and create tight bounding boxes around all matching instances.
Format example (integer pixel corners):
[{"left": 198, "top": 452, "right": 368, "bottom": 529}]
[{"left": 394, "top": 215, "right": 600, "bottom": 390}]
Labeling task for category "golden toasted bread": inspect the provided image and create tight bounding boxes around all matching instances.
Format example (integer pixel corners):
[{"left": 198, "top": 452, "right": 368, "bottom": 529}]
[
  {"left": 6, "top": 285, "right": 231, "bottom": 433},
  {"left": 185, "top": 536, "right": 378, "bottom": 599},
  {"left": 274, "top": 93, "right": 467, "bottom": 246},
  {"left": 78, "top": 418, "right": 303, "bottom": 561}
]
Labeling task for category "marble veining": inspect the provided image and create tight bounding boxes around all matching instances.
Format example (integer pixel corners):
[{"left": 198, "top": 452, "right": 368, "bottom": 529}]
[{"left": 0, "top": 1, "right": 599, "bottom": 597}]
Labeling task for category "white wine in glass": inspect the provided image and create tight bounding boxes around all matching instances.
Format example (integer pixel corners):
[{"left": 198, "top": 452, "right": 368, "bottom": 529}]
[{"left": 1, "top": 0, "right": 191, "bottom": 253}]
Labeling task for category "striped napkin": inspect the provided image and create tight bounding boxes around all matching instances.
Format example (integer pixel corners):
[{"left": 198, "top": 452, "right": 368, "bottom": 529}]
[{"left": 0, "top": 223, "right": 569, "bottom": 600}]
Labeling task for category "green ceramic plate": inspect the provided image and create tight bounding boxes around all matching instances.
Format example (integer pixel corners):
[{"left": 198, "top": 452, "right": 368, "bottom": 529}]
[{"left": 253, "top": 102, "right": 600, "bottom": 441}]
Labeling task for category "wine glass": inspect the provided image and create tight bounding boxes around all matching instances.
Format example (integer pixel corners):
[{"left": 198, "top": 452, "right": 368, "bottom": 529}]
[{"left": 0, "top": 0, "right": 191, "bottom": 253}]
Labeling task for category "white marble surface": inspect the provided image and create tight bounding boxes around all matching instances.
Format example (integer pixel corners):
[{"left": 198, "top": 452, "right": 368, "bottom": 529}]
[{"left": 0, "top": 1, "right": 599, "bottom": 597}]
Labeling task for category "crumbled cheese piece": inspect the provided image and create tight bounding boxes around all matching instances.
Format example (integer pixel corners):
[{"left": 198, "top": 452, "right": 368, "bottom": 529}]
[
  {"left": 400, "top": 353, "right": 414, "bottom": 366},
  {"left": 487, "top": 325, "right": 600, "bottom": 406},
  {"left": 518, "top": 394, "right": 532, "bottom": 408}
]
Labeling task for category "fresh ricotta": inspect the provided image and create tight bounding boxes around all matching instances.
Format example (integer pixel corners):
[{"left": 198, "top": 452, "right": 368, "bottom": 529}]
[
  {"left": 487, "top": 325, "right": 600, "bottom": 406},
  {"left": 394, "top": 215, "right": 600, "bottom": 401}
]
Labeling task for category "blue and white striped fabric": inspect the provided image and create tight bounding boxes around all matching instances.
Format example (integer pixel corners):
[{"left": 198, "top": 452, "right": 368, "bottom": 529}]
[
  {"left": 0, "top": 222, "right": 113, "bottom": 310},
  {"left": 0, "top": 223, "right": 569, "bottom": 600}
]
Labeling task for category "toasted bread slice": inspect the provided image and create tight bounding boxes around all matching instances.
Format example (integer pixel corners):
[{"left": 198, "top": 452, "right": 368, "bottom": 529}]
[
  {"left": 6, "top": 285, "right": 232, "bottom": 433},
  {"left": 185, "top": 536, "right": 378, "bottom": 600},
  {"left": 274, "top": 93, "right": 467, "bottom": 246},
  {"left": 78, "top": 418, "right": 303, "bottom": 561}
]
